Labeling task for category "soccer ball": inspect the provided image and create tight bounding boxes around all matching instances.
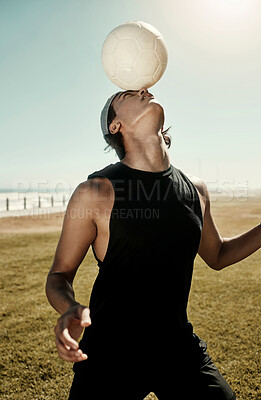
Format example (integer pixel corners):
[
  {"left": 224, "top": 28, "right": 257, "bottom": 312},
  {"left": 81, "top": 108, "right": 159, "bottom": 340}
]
[{"left": 101, "top": 21, "right": 168, "bottom": 90}]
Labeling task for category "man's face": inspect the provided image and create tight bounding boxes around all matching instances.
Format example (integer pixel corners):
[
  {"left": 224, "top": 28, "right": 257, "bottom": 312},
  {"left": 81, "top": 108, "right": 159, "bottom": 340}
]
[{"left": 110, "top": 88, "right": 164, "bottom": 136}]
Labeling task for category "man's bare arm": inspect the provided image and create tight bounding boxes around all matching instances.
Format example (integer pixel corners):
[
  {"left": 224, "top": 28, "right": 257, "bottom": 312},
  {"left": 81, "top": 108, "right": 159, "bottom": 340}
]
[
  {"left": 216, "top": 223, "right": 261, "bottom": 270},
  {"left": 45, "top": 181, "right": 97, "bottom": 315},
  {"left": 45, "top": 180, "right": 99, "bottom": 362},
  {"left": 46, "top": 273, "right": 79, "bottom": 315},
  {"left": 197, "top": 180, "right": 261, "bottom": 270}
]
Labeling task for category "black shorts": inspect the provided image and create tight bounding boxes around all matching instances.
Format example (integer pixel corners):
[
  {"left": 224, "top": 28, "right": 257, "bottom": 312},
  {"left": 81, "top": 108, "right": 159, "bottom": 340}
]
[{"left": 68, "top": 334, "right": 236, "bottom": 400}]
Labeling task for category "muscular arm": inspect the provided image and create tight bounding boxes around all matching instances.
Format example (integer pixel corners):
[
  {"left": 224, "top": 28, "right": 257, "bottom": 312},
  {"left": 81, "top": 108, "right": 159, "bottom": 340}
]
[
  {"left": 45, "top": 181, "right": 97, "bottom": 314},
  {"left": 197, "top": 180, "right": 261, "bottom": 270},
  {"left": 217, "top": 224, "right": 261, "bottom": 269}
]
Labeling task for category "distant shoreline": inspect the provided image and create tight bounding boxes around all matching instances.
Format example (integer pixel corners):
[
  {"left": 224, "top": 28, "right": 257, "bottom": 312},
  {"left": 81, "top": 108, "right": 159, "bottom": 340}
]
[
  {"left": 0, "top": 193, "right": 260, "bottom": 235},
  {"left": 0, "top": 188, "right": 72, "bottom": 193},
  {"left": 0, "top": 190, "right": 261, "bottom": 219}
]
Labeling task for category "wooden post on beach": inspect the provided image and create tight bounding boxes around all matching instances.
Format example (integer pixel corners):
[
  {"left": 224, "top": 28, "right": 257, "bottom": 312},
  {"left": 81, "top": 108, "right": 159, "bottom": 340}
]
[
  {"left": 51, "top": 196, "right": 54, "bottom": 207},
  {"left": 38, "top": 197, "right": 41, "bottom": 208},
  {"left": 24, "top": 197, "right": 26, "bottom": 209},
  {"left": 6, "top": 198, "right": 9, "bottom": 211}
]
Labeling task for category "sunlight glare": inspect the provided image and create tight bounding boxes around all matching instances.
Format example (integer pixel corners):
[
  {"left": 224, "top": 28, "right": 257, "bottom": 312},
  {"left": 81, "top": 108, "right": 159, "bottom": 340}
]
[
  {"left": 211, "top": 0, "right": 256, "bottom": 15},
  {"left": 167, "top": 0, "right": 261, "bottom": 55}
]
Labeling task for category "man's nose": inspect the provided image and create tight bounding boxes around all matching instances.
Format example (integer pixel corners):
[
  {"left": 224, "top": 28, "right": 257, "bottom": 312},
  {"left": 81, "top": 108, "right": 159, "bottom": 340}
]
[{"left": 138, "top": 88, "right": 148, "bottom": 97}]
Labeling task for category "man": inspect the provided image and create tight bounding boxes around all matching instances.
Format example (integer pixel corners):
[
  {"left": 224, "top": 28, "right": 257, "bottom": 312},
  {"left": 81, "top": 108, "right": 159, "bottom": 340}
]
[{"left": 46, "top": 88, "right": 261, "bottom": 399}]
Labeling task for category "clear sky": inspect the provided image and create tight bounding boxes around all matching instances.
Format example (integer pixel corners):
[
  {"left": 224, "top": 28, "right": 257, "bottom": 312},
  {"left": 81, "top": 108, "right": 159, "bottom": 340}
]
[{"left": 1, "top": 0, "right": 261, "bottom": 193}]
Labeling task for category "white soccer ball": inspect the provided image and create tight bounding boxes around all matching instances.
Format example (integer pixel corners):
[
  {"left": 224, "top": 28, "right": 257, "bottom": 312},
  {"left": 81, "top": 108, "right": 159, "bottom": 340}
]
[{"left": 101, "top": 21, "right": 168, "bottom": 90}]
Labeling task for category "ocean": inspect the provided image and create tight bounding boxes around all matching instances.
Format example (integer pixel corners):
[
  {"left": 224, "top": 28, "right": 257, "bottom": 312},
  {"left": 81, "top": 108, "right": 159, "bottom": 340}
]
[{"left": 0, "top": 189, "right": 72, "bottom": 218}]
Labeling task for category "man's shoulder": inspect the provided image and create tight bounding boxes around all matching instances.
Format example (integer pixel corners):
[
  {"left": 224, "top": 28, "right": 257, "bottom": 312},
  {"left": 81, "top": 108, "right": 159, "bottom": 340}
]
[
  {"left": 87, "top": 162, "right": 119, "bottom": 181},
  {"left": 76, "top": 177, "right": 113, "bottom": 198},
  {"left": 182, "top": 171, "right": 209, "bottom": 203},
  {"left": 184, "top": 172, "right": 202, "bottom": 187}
]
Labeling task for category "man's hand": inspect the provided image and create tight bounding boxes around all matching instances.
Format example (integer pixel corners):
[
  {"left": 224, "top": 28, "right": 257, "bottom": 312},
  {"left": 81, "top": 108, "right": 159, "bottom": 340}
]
[{"left": 54, "top": 304, "right": 91, "bottom": 363}]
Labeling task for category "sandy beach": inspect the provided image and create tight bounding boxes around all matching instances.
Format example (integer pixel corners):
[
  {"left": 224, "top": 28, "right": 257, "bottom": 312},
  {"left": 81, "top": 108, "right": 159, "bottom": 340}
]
[{"left": 0, "top": 211, "right": 65, "bottom": 234}]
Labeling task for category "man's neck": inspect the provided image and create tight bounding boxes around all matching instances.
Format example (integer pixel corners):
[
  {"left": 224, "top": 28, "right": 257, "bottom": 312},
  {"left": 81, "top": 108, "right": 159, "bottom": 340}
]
[{"left": 120, "top": 135, "right": 171, "bottom": 172}]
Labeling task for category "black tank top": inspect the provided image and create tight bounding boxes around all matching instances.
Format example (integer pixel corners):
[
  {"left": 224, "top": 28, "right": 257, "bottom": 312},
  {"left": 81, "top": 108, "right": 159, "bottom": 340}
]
[{"left": 75, "top": 161, "right": 203, "bottom": 369}]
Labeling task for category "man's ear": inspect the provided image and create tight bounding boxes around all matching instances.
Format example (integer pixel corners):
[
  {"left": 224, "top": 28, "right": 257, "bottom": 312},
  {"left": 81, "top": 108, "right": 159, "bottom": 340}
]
[{"left": 109, "top": 121, "right": 121, "bottom": 135}]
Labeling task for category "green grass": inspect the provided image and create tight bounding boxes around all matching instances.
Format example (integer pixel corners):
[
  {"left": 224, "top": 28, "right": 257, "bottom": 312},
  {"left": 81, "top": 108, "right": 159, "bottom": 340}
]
[{"left": 0, "top": 197, "right": 260, "bottom": 399}]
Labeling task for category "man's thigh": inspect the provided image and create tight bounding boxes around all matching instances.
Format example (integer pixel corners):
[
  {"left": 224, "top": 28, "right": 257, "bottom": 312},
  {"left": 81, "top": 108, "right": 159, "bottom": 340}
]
[
  {"left": 154, "top": 336, "right": 236, "bottom": 400},
  {"left": 69, "top": 359, "right": 150, "bottom": 400}
]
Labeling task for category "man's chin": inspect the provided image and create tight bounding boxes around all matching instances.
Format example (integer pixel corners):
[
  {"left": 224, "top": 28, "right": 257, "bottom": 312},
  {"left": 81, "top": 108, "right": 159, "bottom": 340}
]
[
  {"left": 132, "top": 100, "right": 164, "bottom": 127},
  {"left": 148, "top": 100, "right": 164, "bottom": 117},
  {"left": 145, "top": 98, "right": 162, "bottom": 108}
]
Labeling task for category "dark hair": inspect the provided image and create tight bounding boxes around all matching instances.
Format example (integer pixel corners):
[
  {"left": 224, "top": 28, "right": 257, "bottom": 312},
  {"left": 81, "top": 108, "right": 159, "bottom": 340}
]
[{"left": 104, "top": 103, "right": 172, "bottom": 160}]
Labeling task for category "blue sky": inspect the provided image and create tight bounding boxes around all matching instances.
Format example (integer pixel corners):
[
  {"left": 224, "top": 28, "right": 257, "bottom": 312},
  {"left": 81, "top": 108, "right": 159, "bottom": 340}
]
[{"left": 1, "top": 0, "right": 261, "bottom": 192}]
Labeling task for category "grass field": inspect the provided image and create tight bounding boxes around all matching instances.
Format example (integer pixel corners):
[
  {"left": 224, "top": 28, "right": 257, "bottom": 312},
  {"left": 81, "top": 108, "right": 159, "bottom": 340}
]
[{"left": 0, "top": 195, "right": 260, "bottom": 399}]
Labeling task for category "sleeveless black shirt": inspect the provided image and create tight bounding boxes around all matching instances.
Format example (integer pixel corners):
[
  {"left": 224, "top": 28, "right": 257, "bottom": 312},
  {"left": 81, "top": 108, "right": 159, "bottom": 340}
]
[{"left": 75, "top": 161, "right": 203, "bottom": 370}]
